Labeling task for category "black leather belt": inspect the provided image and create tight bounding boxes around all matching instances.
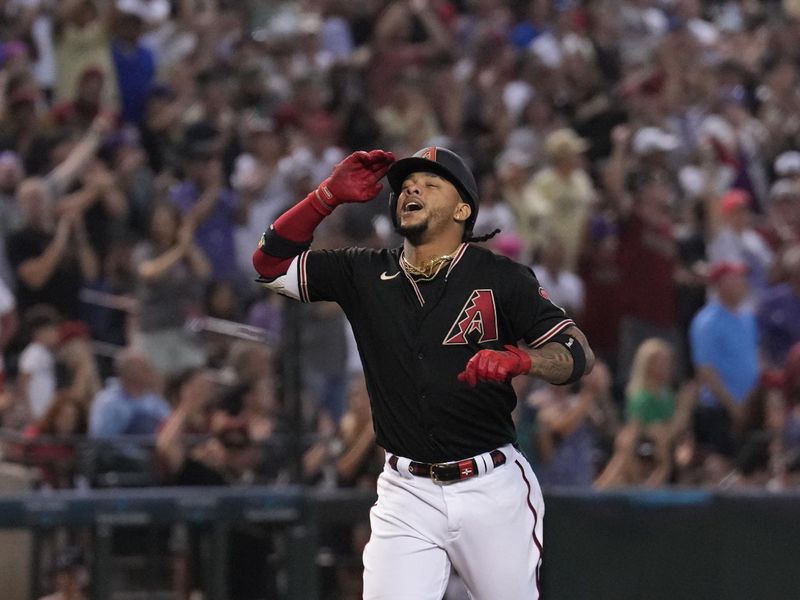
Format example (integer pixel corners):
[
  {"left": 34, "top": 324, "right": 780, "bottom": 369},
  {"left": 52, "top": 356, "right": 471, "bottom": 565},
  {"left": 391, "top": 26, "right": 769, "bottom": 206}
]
[{"left": 388, "top": 449, "right": 507, "bottom": 483}]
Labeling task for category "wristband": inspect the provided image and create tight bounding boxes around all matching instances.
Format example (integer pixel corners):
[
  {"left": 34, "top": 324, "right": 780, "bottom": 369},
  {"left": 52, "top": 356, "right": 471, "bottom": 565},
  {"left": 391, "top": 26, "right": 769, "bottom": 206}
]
[
  {"left": 258, "top": 226, "right": 311, "bottom": 259},
  {"left": 313, "top": 184, "right": 336, "bottom": 213},
  {"left": 549, "top": 333, "right": 586, "bottom": 385}
]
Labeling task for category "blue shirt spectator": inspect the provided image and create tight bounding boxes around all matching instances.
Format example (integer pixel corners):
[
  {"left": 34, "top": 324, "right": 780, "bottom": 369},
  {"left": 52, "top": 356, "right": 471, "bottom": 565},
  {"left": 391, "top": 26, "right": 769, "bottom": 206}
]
[
  {"left": 111, "top": 11, "right": 157, "bottom": 124},
  {"left": 690, "top": 265, "right": 760, "bottom": 409},
  {"left": 89, "top": 350, "right": 171, "bottom": 437}
]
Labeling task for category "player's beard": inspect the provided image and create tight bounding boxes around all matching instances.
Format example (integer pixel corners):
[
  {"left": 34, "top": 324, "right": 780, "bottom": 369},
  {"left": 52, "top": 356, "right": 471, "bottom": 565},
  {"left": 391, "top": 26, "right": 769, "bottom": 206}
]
[{"left": 397, "top": 220, "right": 428, "bottom": 245}]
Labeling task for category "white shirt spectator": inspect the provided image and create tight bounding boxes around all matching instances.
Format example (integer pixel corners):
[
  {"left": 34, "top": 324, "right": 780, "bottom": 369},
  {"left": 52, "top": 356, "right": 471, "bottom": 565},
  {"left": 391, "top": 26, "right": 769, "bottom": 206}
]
[{"left": 19, "top": 341, "right": 55, "bottom": 420}]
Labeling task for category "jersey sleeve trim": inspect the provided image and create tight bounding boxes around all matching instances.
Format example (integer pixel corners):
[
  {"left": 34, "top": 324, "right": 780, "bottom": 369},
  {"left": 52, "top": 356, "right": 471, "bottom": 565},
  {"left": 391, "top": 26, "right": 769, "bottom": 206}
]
[
  {"left": 258, "top": 255, "right": 301, "bottom": 300},
  {"left": 297, "top": 250, "right": 310, "bottom": 303},
  {"left": 527, "top": 319, "right": 575, "bottom": 349}
]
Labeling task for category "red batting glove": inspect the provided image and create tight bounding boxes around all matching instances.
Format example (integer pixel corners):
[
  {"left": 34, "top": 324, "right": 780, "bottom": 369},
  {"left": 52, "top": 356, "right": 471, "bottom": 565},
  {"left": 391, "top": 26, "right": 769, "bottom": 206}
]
[
  {"left": 314, "top": 149, "right": 395, "bottom": 212},
  {"left": 457, "top": 345, "right": 532, "bottom": 387}
]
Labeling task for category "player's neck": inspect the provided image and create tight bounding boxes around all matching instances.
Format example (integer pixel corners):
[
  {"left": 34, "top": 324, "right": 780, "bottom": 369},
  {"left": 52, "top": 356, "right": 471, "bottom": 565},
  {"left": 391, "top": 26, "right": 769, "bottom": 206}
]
[{"left": 403, "top": 237, "right": 462, "bottom": 268}]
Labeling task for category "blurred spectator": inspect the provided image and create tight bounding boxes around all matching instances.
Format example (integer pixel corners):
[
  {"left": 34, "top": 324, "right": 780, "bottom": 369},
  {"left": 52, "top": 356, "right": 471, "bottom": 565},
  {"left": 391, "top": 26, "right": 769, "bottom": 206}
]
[
  {"left": 88, "top": 348, "right": 169, "bottom": 437},
  {"left": 732, "top": 368, "right": 796, "bottom": 488},
  {"left": 334, "top": 374, "right": 383, "bottom": 489},
  {"left": 757, "top": 244, "right": 800, "bottom": 367},
  {"left": 132, "top": 201, "right": 209, "bottom": 375},
  {"left": 138, "top": 81, "right": 190, "bottom": 174},
  {"left": 5, "top": 114, "right": 113, "bottom": 318},
  {"left": 23, "top": 361, "right": 88, "bottom": 489},
  {"left": 612, "top": 168, "right": 680, "bottom": 387},
  {"left": 171, "top": 124, "right": 240, "bottom": 282},
  {"left": 231, "top": 115, "right": 290, "bottom": 276},
  {"left": 219, "top": 375, "right": 282, "bottom": 443},
  {"left": 57, "top": 320, "right": 101, "bottom": 410},
  {"left": 472, "top": 168, "right": 518, "bottom": 239},
  {"left": 707, "top": 188, "right": 773, "bottom": 301},
  {"left": 156, "top": 367, "right": 226, "bottom": 485},
  {"left": 110, "top": 2, "right": 157, "bottom": 124},
  {"left": 517, "top": 129, "right": 595, "bottom": 270},
  {"left": 534, "top": 361, "right": 613, "bottom": 488},
  {"left": 595, "top": 339, "right": 696, "bottom": 489},
  {"left": 0, "top": 150, "right": 25, "bottom": 284},
  {"left": 59, "top": 157, "right": 129, "bottom": 257},
  {"left": 37, "top": 545, "right": 87, "bottom": 600},
  {"left": 375, "top": 70, "right": 442, "bottom": 153},
  {"left": 577, "top": 213, "right": 624, "bottom": 366},
  {"left": 7, "top": 179, "right": 99, "bottom": 319},
  {"left": 102, "top": 126, "right": 157, "bottom": 236},
  {"left": 53, "top": 0, "right": 115, "bottom": 105},
  {"left": 366, "top": 0, "right": 453, "bottom": 109},
  {"left": 690, "top": 261, "right": 759, "bottom": 459},
  {"left": 17, "top": 304, "right": 61, "bottom": 423},
  {"left": 757, "top": 59, "right": 800, "bottom": 159},
  {"left": 532, "top": 233, "right": 585, "bottom": 318},
  {"left": 223, "top": 340, "right": 275, "bottom": 388},
  {"left": 51, "top": 66, "right": 107, "bottom": 133},
  {"left": 0, "top": 76, "right": 53, "bottom": 174},
  {"left": 759, "top": 178, "right": 800, "bottom": 252},
  {"left": 81, "top": 233, "right": 137, "bottom": 348}
]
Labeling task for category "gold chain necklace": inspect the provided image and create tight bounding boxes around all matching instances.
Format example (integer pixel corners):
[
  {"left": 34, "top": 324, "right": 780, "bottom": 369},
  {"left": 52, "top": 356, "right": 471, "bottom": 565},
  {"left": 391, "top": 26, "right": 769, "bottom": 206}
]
[{"left": 401, "top": 252, "right": 456, "bottom": 281}]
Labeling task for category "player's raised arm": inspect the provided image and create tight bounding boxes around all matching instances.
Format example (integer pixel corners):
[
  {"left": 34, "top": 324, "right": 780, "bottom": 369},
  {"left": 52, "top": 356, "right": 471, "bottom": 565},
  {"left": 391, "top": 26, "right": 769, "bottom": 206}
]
[
  {"left": 252, "top": 149, "right": 395, "bottom": 281},
  {"left": 458, "top": 325, "right": 595, "bottom": 387}
]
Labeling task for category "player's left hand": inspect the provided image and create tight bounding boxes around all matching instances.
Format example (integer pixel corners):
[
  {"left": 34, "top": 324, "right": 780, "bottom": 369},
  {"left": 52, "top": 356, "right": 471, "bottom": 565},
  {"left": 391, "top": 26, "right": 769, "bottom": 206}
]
[{"left": 457, "top": 345, "right": 532, "bottom": 387}]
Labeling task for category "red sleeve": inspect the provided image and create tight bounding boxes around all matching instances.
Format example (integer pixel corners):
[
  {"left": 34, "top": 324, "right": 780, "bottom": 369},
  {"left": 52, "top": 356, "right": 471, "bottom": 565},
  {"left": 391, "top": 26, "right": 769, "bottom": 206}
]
[{"left": 252, "top": 189, "right": 332, "bottom": 279}]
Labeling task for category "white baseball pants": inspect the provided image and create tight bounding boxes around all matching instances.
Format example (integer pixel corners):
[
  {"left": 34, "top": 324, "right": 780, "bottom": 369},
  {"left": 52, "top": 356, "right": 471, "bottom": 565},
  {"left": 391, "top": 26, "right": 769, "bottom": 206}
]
[{"left": 362, "top": 444, "right": 544, "bottom": 600}]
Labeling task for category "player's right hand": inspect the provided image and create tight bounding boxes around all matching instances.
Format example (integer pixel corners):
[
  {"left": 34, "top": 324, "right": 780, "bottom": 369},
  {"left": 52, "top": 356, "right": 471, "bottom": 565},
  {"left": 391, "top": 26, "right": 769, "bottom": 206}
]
[{"left": 317, "top": 150, "right": 395, "bottom": 208}]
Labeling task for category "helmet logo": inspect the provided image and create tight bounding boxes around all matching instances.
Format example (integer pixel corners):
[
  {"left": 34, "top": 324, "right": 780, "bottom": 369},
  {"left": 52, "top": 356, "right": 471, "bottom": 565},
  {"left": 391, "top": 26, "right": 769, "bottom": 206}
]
[{"left": 416, "top": 147, "right": 437, "bottom": 161}]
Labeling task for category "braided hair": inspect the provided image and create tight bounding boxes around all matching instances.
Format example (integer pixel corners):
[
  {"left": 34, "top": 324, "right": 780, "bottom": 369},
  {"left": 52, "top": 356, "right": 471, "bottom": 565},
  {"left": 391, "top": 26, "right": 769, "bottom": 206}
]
[{"left": 465, "top": 228, "right": 501, "bottom": 243}]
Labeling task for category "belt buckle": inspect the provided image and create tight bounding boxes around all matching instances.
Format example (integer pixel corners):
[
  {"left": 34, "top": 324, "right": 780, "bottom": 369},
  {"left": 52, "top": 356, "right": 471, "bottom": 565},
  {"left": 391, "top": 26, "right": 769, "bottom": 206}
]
[{"left": 429, "top": 462, "right": 449, "bottom": 484}]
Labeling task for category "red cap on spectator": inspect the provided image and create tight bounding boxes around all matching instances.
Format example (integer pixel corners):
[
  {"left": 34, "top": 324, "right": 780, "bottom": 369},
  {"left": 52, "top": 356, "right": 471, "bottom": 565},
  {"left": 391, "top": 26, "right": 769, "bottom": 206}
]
[
  {"left": 720, "top": 189, "right": 750, "bottom": 215},
  {"left": 59, "top": 320, "right": 90, "bottom": 343},
  {"left": 708, "top": 261, "right": 748, "bottom": 284}
]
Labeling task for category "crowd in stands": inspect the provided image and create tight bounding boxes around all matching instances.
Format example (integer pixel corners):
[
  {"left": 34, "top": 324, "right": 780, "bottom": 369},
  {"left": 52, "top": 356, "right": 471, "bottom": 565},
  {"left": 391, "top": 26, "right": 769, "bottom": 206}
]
[{"left": 0, "top": 0, "right": 800, "bottom": 596}]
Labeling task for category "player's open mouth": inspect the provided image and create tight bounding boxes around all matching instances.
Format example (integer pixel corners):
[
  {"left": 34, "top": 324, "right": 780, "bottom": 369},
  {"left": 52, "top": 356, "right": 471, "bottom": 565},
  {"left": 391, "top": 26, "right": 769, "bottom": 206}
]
[{"left": 402, "top": 200, "right": 424, "bottom": 213}]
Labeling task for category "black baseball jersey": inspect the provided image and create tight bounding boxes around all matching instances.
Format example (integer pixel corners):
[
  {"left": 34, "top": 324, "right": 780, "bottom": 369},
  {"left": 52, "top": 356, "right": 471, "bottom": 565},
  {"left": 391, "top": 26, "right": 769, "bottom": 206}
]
[{"left": 280, "top": 242, "right": 573, "bottom": 463}]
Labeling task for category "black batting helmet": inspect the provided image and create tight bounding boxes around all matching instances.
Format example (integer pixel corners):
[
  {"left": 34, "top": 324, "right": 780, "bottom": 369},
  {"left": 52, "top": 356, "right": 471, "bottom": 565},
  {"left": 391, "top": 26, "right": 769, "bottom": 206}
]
[{"left": 387, "top": 147, "right": 479, "bottom": 238}]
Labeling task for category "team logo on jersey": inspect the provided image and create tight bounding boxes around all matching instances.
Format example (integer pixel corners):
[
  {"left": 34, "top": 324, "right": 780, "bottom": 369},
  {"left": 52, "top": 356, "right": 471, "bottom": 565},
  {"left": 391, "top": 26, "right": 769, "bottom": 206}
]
[
  {"left": 443, "top": 289, "right": 498, "bottom": 345},
  {"left": 538, "top": 286, "right": 550, "bottom": 300}
]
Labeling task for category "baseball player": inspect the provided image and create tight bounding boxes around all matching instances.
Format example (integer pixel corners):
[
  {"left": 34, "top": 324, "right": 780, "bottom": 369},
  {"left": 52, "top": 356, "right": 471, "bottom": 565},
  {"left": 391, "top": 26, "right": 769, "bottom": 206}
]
[{"left": 253, "top": 147, "right": 594, "bottom": 599}]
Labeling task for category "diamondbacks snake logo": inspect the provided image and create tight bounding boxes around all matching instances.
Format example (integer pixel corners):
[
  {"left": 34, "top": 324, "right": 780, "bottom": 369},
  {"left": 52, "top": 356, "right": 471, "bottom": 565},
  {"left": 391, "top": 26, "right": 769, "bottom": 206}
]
[{"left": 443, "top": 289, "right": 498, "bottom": 345}]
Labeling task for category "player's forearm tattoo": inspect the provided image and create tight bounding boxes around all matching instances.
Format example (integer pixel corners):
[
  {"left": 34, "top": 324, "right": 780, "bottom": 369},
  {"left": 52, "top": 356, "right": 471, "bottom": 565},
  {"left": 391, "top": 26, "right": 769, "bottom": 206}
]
[
  {"left": 529, "top": 343, "right": 575, "bottom": 384},
  {"left": 528, "top": 327, "right": 594, "bottom": 385}
]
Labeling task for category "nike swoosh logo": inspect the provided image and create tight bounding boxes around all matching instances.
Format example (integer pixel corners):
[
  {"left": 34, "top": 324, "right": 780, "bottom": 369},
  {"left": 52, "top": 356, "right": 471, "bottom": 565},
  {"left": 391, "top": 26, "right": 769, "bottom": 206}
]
[{"left": 380, "top": 271, "right": 400, "bottom": 280}]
